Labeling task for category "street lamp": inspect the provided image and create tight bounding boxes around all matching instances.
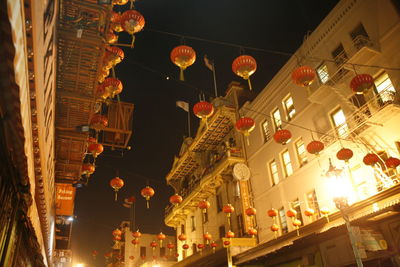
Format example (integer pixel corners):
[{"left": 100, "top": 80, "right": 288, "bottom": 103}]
[{"left": 326, "top": 159, "right": 364, "bottom": 267}]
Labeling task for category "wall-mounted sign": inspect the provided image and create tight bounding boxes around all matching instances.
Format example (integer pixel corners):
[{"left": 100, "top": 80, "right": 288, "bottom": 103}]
[{"left": 56, "top": 184, "right": 75, "bottom": 216}]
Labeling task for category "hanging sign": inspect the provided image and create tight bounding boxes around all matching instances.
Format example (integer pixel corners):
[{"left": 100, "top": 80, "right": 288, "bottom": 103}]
[{"left": 56, "top": 184, "right": 76, "bottom": 216}]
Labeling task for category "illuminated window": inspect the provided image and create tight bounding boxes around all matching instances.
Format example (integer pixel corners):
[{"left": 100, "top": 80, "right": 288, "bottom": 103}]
[
  {"left": 283, "top": 95, "right": 296, "bottom": 120},
  {"left": 272, "top": 109, "right": 282, "bottom": 130},
  {"left": 295, "top": 138, "right": 308, "bottom": 166},
  {"left": 269, "top": 160, "right": 279, "bottom": 185},
  {"left": 140, "top": 246, "right": 146, "bottom": 258},
  {"left": 278, "top": 207, "right": 288, "bottom": 234},
  {"left": 374, "top": 72, "right": 396, "bottom": 103},
  {"left": 262, "top": 120, "right": 271, "bottom": 142},
  {"left": 331, "top": 108, "right": 349, "bottom": 137},
  {"left": 306, "top": 190, "right": 321, "bottom": 220},
  {"left": 281, "top": 150, "right": 293, "bottom": 177},
  {"left": 317, "top": 64, "right": 329, "bottom": 84},
  {"left": 290, "top": 198, "right": 303, "bottom": 223}
]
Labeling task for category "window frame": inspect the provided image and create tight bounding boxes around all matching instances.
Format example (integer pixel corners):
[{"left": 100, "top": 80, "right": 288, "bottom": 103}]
[
  {"left": 281, "top": 149, "right": 293, "bottom": 177},
  {"left": 272, "top": 108, "right": 282, "bottom": 130},
  {"left": 306, "top": 189, "right": 321, "bottom": 221},
  {"left": 295, "top": 138, "right": 308, "bottom": 167},
  {"left": 278, "top": 207, "right": 288, "bottom": 234},
  {"left": 283, "top": 95, "right": 296, "bottom": 121},
  {"left": 191, "top": 215, "right": 196, "bottom": 232},
  {"left": 269, "top": 159, "right": 279, "bottom": 186},
  {"left": 330, "top": 107, "right": 349, "bottom": 138},
  {"left": 262, "top": 120, "right": 272, "bottom": 143},
  {"left": 316, "top": 63, "right": 330, "bottom": 84}
]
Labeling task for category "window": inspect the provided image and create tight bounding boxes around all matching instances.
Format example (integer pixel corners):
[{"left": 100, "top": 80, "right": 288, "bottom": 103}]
[
  {"left": 283, "top": 96, "right": 296, "bottom": 120},
  {"left": 181, "top": 224, "right": 185, "bottom": 234},
  {"left": 140, "top": 246, "right": 146, "bottom": 258},
  {"left": 291, "top": 198, "right": 303, "bottom": 223},
  {"left": 307, "top": 190, "right": 321, "bottom": 220},
  {"left": 203, "top": 209, "right": 209, "bottom": 223},
  {"left": 278, "top": 207, "right": 288, "bottom": 234},
  {"left": 192, "top": 243, "right": 197, "bottom": 254},
  {"left": 281, "top": 150, "right": 293, "bottom": 177},
  {"left": 262, "top": 120, "right": 271, "bottom": 142},
  {"left": 295, "top": 138, "right": 308, "bottom": 166},
  {"left": 317, "top": 64, "right": 329, "bottom": 84},
  {"left": 219, "top": 225, "right": 226, "bottom": 238},
  {"left": 331, "top": 43, "right": 348, "bottom": 66},
  {"left": 160, "top": 247, "right": 166, "bottom": 257},
  {"left": 331, "top": 108, "right": 349, "bottom": 137},
  {"left": 237, "top": 214, "right": 244, "bottom": 237},
  {"left": 216, "top": 192, "right": 223, "bottom": 212},
  {"left": 350, "top": 23, "right": 370, "bottom": 49},
  {"left": 374, "top": 72, "right": 396, "bottom": 103},
  {"left": 191, "top": 216, "right": 196, "bottom": 232},
  {"left": 269, "top": 160, "right": 279, "bottom": 185},
  {"left": 272, "top": 109, "right": 282, "bottom": 130}
]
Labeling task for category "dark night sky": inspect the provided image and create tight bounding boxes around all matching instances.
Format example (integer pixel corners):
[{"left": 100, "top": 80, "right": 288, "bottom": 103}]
[{"left": 71, "top": 0, "right": 339, "bottom": 265}]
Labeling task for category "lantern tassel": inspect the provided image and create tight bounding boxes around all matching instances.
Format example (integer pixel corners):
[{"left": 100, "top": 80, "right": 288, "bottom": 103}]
[
  {"left": 246, "top": 136, "right": 250, "bottom": 146},
  {"left": 325, "top": 215, "right": 330, "bottom": 223},
  {"left": 212, "top": 247, "right": 216, "bottom": 254},
  {"left": 296, "top": 227, "right": 300, "bottom": 236},
  {"left": 130, "top": 34, "right": 135, "bottom": 48},
  {"left": 160, "top": 240, "right": 163, "bottom": 248},
  {"left": 114, "top": 191, "right": 118, "bottom": 201},
  {"left": 274, "top": 231, "right": 277, "bottom": 239},
  {"left": 247, "top": 77, "right": 253, "bottom": 91},
  {"left": 179, "top": 68, "right": 185, "bottom": 81},
  {"left": 146, "top": 199, "right": 150, "bottom": 209}
]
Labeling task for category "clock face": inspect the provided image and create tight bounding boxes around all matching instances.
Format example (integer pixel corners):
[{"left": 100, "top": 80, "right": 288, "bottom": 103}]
[{"left": 233, "top": 163, "right": 251, "bottom": 181}]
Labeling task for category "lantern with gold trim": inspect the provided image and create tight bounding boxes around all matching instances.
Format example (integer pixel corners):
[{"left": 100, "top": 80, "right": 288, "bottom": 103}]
[
  {"left": 270, "top": 223, "right": 279, "bottom": 238},
  {"left": 157, "top": 232, "right": 166, "bottom": 248},
  {"left": 178, "top": 234, "right": 187, "bottom": 243},
  {"left": 235, "top": 117, "right": 255, "bottom": 145},
  {"left": 273, "top": 129, "right": 292, "bottom": 145},
  {"left": 90, "top": 114, "right": 108, "bottom": 130},
  {"left": 88, "top": 139, "right": 104, "bottom": 158},
  {"left": 120, "top": 10, "right": 145, "bottom": 47},
  {"left": 226, "top": 230, "right": 235, "bottom": 239},
  {"left": 304, "top": 208, "right": 315, "bottom": 221},
  {"left": 169, "top": 193, "right": 183, "bottom": 207},
  {"left": 110, "top": 177, "right": 124, "bottom": 201},
  {"left": 306, "top": 140, "right": 324, "bottom": 156},
  {"left": 82, "top": 163, "right": 95, "bottom": 176},
  {"left": 193, "top": 101, "right": 214, "bottom": 125},
  {"left": 210, "top": 241, "right": 217, "bottom": 253},
  {"left": 141, "top": 186, "right": 155, "bottom": 209},
  {"left": 170, "top": 45, "right": 196, "bottom": 81},
  {"left": 292, "top": 219, "right": 302, "bottom": 236},
  {"left": 102, "top": 77, "right": 123, "bottom": 98},
  {"left": 131, "top": 238, "right": 140, "bottom": 247},
  {"left": 198, "top": 200, "right": 210, "bottom": 213},
  {"left": 320, "top": 207, "right": 330, "bottom": 222},
  {"left": 182, "top": 243, "right": 189, "bottom": 251},
  {"left": 247, "top": 227, "right": 257, "bottom": 238},
  {"left": 106, "top": 30, "right": 118, "bottom": 44},
  {"left": 203, "top": 232, "right": 212, "bottom": 244},
  {"left": 350, "top": 74, "right": 374, "bottom": 94},
  {"left": 385, "top": 157, "right": 400, "bottom": 169},
  {"left": 232, "top": 55, "right": 257, "bottom": 90},
  {"left": 112, "top": 0, "right": 129, "bottom": 5},
  {"left": 292, "top": 66, "right": 316, "bottom": 87},
  {"left": 336, "top": 147, "right": 353, "bottom": 163},
  {"left": 110, "top": 11, "right": 123, "bottom": 32},
  {"left": 167, "top": 243, "right": 175, "bottom": 255},
  {"left": 103, "top": 46, "right": 124, "bottom": 69}
]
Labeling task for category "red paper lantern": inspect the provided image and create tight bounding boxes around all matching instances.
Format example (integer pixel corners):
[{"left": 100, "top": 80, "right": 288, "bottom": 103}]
[
  {"left": 110, "top": 177, "right": 124, "bottom": 201},
  {"left": 167, "top": 243, "right": 175, "bottom": 250},
  {"left": 88, "top": 142, "right": 104, "bottom": 158},
  {"left": 141, "top": 186, "right": 155, "bottom": 209},
  {"left": 112, "top": 0, "right": 129, "bottom": 5},
  {"left": 197, "top": 243, "right": 205, "bottom": 250},
  {"left": 223, "top": 204, "right": 235, "bottom": 217},
  {"left": 336, "top": 148, "right": 353, "bottom": 163},
  {"left": 304, "top": 208, "right": 315, "bottom": 217},
  {"left": 150, "top": 241, "right": 158, "bottom": 248},
  {"left": 245, "top": 207, "right": 256, "bottom": 217},
  {"left": 82, "top": 163, "right": 95, "bottom": 175},
  {"left": 210, "top": 241, "right": 217, "bottom": 253},
  {"left": 232, "top": 55, "right": 257, "bottom": 90},
  {"left": 385, "top": 157, "right": 400, "bottom": 168},
  {"left": 131, "top": 239, "right": 140, "bottom": 246},
  {"left": 286, "top": 209, "right": 297, "bottom": 218},
  {"left": 110, "top": 12, "right": 123, "bottom": 32},
  {"left": 92, "top": 250, "right": 98, "bottom": 259},
  {"left": 112, "top": 228, "right": 122, "bottom": 237},
  {"left": 292, "top": 219, "right": 302, "bottom": 236},
  {"left": 267, "top": 208, "right": 278, "bottom": 218},
  {"left": 203, "top": 232, "right": 212, "bottom": 243},
  {"left": 223, "top": 240, "right": 231, "bottom": 246},
  {"left": 169, "top": 194, "right": 183, "bottom": 206},
  {"left": 104, "top": 46, "right": 124, "bottom": 68},
  {"left": 306, "top": 140, "right": 324, "bottom": 155},
  {"left": 141, "top": 255, "right": 146, "bottom": 260},
  {"left": 129, "top": 256, "right": 135, "bottom": 260},
  {"left": 157, "top": 232, "right": 166, "bottom": 247},
  {"left": 90, "top": 114, "right": 108, "bottom": 129},
  {"left": 226, "top": 230, "right": 235, "bottom": 238},
  {"left": 132, "top": 230, "right": 142, "bottom": 238},
  {"left": 104, "top": 252, "right": 112, "bottom": 259},
  {"left": 193, "top": 101, "right": 214, "bottom": 121},
  {"left": 247, "top": 227, "right": 258, "bottom": 237},
  {"left": 235, "top": 117, "right": 256, "bottom": 136},
  {"left": 106, "top": 30, "right": 118, "bottom": 44},
  {"left": 120, "top": 10, "right": 145, "bottom": 47},
  {"left": 292, "top": 66, "right": 316, "bottom": 87},
  {"left": 175, "top": 253, "right": 179, "bottom": 258},
  {"left": 182, "top": 244, "right": 189, "bottom": 250},
  {"left": 178, "top": 234, "right": 187, "bottom": 241},
  {"left": 198, "top": 200, "right": 210, "bottom": 212},
  {"left": 363, "top": 153, "right": 379, "bottom": 166},
  {"left": 270, "top": 224, "right": 279, "bottom": 232},
  {"left": 113, "top": 235, "right": 122, "bottom": 241},
  {"left": 102, "top": 77, "right": 123, "bottom": 98},
  {"left": 170, "top": 45, "right": 196, "bottom": 81},
  {"left": 350, "top": 74, "right": 374, "bottom": 94},
  {"left": 273, "top": 129, "right": 292, "bottom": 145}
]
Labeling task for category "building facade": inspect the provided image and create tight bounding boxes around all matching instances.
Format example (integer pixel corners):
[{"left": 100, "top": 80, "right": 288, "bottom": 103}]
[
  {"left": 164, "top": 84, "right": 257, "bottom": 266},
  {"left": 235, "top": 0, "right": 400, "bottom": 266}
]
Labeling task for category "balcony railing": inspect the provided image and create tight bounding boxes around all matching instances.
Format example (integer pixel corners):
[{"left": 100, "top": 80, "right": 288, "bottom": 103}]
[
  {"left": 320, "top": 89, "right": 400, "bottom": 147},
  {"left": 164, "top": 148, "right": 244, "bottom": 220}
]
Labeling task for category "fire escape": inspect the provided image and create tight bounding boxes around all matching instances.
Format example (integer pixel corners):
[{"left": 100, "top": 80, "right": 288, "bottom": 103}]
[{"left": 54, "top": 0, "right": 134, "bottom": 262}]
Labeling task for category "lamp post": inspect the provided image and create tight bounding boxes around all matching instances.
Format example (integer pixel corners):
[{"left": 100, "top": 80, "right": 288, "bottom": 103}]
[{"left": 326, "top": 159, "right": 364, "bottom": 267}]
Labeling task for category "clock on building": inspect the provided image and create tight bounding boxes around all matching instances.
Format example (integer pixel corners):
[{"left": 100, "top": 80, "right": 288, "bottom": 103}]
[{"left": 232, "top": 163, "right": 251, "bottom": 181}]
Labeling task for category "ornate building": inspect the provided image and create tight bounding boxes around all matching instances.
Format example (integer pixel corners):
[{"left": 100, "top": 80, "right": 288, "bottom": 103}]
[
  {"left": 164, "top": 83, "right": 257, "bottom": 266},
  {"left": 235, "top": 0, "right": 400, "bottom": 266}
]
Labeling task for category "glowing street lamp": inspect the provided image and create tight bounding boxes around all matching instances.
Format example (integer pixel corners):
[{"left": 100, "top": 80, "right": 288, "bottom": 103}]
[{"left": 326, "top": 159, "right": 364, "bottom": 267}]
